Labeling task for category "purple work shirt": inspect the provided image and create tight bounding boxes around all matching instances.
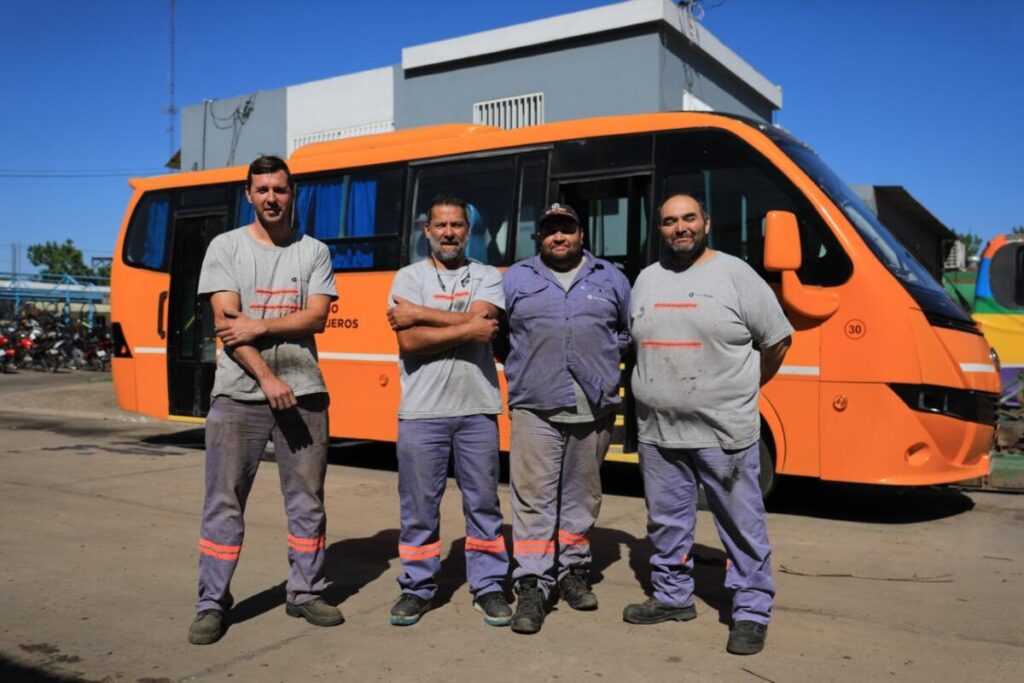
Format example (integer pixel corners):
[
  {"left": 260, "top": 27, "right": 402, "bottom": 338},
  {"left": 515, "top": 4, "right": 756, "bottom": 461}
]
[{"left": 503, "top": 251, "right": 631, "bottom": 411}]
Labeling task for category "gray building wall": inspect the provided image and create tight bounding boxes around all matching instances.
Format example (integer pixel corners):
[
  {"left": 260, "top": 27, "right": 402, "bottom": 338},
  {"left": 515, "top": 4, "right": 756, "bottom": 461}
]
[
  {"left": 658, "top": 28, "right": 775, "bottom": 122},
  {"left": 853, "top": 184, "right": 955, "bottom": 279},
  {"left": 395, "top": 28, "right": 664, "bottom": 129},
  {"left": 181, "top": 88, "right": 287, "bottom": 172}
]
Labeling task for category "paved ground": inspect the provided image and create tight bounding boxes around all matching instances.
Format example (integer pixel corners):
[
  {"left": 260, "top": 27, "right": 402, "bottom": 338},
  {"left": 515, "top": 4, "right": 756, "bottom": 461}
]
[{"left": 1, "top": 371, "right": 1022, "bottom": 682}]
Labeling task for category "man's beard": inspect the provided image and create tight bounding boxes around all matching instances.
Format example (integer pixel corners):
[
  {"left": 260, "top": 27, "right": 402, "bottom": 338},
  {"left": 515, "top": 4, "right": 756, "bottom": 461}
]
[
  {"left": 541, "top": 245, "right": 582, "bottom": 270},
  {"left": 667, "top": 232, "right": 706, "bottom": 256},
  {"left": 429, "top": 235, "right": 466, "bottom": 267}
]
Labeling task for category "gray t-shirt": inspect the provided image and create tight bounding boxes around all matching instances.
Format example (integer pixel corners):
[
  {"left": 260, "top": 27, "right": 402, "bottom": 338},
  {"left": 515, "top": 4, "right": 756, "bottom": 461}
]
[
  {"left": 630, "top": 252, "right": 793, "bottom": 449},
  {"left": 197, "top": 227, "right": 338, "bottom": 401},
  {"left": 389, "top": 258, "right": 504, "bottom": 419}
]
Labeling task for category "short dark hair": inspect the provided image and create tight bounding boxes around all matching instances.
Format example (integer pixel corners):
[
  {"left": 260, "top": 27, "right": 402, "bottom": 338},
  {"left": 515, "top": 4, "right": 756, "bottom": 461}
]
[
  {"left": 428, "top": 193, "right": 468, "bottom": 224},
  {"left": 659, "top": 193, "right": 709, "bottom": 220},
  {"left": 246, "top": 155, "right": 292, "bottom": 189}
]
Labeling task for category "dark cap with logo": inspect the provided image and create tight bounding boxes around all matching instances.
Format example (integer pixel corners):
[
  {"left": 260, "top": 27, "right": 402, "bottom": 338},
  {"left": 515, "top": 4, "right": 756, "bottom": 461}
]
[{"left": 537, "top": 203, "right": 579, "bottom": 227}]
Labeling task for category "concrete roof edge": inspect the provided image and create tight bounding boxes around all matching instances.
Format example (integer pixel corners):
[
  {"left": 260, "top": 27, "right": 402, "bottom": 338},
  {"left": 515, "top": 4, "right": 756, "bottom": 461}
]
[{"left": 401, "top": 0, "right": 781, "bottom": 109}]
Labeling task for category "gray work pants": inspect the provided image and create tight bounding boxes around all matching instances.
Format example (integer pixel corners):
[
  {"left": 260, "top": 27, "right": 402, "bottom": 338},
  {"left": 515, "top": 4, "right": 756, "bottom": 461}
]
[{"left": 510, "top": 408, "right": 613, "bottom": 597}]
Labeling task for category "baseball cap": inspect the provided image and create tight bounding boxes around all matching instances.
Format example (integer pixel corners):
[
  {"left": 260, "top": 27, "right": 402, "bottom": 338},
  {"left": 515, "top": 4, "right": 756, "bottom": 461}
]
[{"left": 537, "top": 203, "right": 579, "bottom": 227}]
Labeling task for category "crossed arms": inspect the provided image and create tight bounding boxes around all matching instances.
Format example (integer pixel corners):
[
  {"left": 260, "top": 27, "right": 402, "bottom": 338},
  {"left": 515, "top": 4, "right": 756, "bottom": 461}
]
[
  {"left": 388, "top": 296, "right": 499, "bottom": 355},
  {"left": 209, "top": 291, "right": 332, "bottom": 409}
]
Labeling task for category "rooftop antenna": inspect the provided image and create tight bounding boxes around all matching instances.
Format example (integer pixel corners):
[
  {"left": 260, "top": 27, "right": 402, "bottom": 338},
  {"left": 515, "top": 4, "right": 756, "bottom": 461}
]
[{"left": 165, "top": 0, "right": 177, "bottom": 164}]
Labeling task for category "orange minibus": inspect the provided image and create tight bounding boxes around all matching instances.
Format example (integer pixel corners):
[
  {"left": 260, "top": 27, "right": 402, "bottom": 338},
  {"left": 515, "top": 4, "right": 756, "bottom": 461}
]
[{"left": 111, "top": 112, "right": 997, "bottom": 496}]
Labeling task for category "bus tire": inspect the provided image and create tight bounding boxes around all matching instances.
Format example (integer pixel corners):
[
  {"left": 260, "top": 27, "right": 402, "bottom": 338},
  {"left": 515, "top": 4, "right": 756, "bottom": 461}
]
[{"left": 697, "top": 437, "right": 776, "bottom": 509}]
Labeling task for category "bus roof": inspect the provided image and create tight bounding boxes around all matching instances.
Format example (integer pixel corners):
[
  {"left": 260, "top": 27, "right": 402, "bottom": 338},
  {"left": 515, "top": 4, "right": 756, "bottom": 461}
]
[{"left": 128, "top": 112, "right": 786, "bottom": 192}]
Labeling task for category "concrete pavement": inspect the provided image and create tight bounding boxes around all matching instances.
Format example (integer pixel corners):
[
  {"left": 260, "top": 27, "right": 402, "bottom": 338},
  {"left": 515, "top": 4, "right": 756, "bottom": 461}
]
[{"left": 1, "top": 371, "right": 1022, "bottom": 682}]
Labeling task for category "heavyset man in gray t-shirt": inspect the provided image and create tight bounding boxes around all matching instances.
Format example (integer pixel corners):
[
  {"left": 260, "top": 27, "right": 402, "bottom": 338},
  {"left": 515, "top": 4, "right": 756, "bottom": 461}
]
[
  {"left": 623, "top": 194, "right": 793, "bottom": 656},
  {"left": 384, "top": 194, "right": 512, "bottom": 628},
  {"left": 188, "top": 156, "right": 342, "bottom": 646}
]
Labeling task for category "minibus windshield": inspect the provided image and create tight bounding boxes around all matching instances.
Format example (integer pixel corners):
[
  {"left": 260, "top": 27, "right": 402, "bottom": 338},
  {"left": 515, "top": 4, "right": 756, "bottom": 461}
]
[{"left": 778, "top": 140, "right": 975, "bottom": 331}]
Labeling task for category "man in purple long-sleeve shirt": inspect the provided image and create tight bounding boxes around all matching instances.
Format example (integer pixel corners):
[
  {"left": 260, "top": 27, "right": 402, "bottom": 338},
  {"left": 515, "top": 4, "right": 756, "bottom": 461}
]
[{"left": 501, "top": 203, "right": 630, "bottom": 634}]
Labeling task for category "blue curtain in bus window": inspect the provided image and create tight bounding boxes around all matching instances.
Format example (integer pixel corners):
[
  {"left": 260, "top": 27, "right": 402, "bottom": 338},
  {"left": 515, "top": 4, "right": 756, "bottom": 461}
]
[
  {"left": 465, "top": 203, "right": 487, "bottom": 263},
  {"left": 296, "top": 179, "right": 344, "bottom": 240},
  {"left": 334, "top": 178, "right": 377, "bottom": 269},
  {"left": 236, "top": 188, "right": 254, "bottom": 227},
  {"left": 143, "top": 199, "right": 169, "bottom": 268}
]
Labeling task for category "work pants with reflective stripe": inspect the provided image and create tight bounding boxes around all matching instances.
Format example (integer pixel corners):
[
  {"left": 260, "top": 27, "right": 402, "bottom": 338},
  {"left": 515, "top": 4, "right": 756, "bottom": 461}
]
[
  {"left": 510, "top": 409, "right": 613, "bottom": 598},
  {"left": 396, "top": 415, "right": 508, "bottom": 601},
  {"left": 196, "top": 394, "right": 330, "bottom": 613},
  {"left": 638, "top": 441, "right": 774, "bottom": 624}
]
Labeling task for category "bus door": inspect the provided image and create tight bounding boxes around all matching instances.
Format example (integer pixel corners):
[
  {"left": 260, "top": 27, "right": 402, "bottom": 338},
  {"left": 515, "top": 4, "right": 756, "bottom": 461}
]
[
  {"left": 556, "top": 174, "right": 652, "bottom": 456},
  {"left": 167, "top": 211, "right": 228, "bottom": 417}
]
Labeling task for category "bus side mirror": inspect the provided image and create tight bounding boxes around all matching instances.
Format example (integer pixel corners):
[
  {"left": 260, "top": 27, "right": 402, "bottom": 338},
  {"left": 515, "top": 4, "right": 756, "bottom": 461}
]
[
  {"left": 764, "top": 211, "right": 802, "bottom": 272},
  {"left": 763, "top": 210, "right": 840, "bottom": 320}
]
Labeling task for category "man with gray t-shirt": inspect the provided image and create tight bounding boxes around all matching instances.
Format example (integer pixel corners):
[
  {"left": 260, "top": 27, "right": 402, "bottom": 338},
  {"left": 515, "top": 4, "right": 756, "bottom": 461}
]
[
  {"left": 188, "top": 156, "right": 342, "bottom": 646},
  {"left": 623, "top": 194, "right": 792, "bottom": 656},
  {"left": 385, "top": 194, "right": 511, "bottom": 628}
]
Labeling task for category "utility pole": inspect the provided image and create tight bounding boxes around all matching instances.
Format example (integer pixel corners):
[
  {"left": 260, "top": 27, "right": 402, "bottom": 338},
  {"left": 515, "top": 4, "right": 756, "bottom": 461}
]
[{"left": 166, "top": 0, "right": 177, "bottom": 164}]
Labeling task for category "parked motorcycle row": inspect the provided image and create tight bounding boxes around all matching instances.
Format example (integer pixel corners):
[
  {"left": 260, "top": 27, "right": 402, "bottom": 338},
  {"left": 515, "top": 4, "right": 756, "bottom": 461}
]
[{"left": 0, "top": 310, "right": 112, "bottom": 374}]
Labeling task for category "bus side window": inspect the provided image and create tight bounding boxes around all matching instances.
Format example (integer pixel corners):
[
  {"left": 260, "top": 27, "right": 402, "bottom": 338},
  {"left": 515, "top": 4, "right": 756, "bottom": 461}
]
[
  {"left": 658, "top": 130, "right": 851, "bottom": 287},
  {"left": 123, "top": 193, "right": 171, "bottom": 272},
  {"left": 514, "top": 156, "right": 547, "bottom": 261},
  {"left": 410, "top": 157, "right": 516, "bottom": 266},
  {"left": 295, "top": 167, "right": 404, "bottom": 271}
]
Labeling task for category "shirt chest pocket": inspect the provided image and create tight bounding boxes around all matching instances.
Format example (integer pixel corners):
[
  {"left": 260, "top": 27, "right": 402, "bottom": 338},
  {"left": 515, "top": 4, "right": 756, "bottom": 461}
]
[
  {"left": 576, "top": 284, "right": 618, "bottom": 317},
  {"left": 512, "top": 282, "right": 560, "bottom": 326}
]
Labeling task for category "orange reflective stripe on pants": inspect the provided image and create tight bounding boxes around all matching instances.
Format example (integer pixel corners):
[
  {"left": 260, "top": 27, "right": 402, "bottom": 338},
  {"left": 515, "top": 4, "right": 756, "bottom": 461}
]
[
  {"left": 199, "top": 538, "right": 241, "bottom": 561},
  {"left": 288, "top": 533, "right": 326, "bottom": 553},
  {"left": 465, "top": 536, "right": 507, "bottom": 554},
  {"left": 558, "top": 530, "right": 590, "bottom": 546},
  {"left": 398, "top": 540, "right": 442, "bottom": 561},
  {"left": 513, "top": 539, "right": 555, "bottom": 555}
]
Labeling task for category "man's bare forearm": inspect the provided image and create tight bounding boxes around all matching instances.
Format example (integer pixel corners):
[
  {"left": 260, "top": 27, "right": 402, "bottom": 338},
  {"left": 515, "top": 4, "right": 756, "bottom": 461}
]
[
  {"left": 397, "top": 322, "right": 479, "bottom": 355},
  {"left": 228, "top": 344, "right": 276, "bottom": 381},
  {"left": 760, "top": 336, "right": 792, "bottom": 386},
  {"left": 258, "top": 308, "right": 328, "bottom": 338}
]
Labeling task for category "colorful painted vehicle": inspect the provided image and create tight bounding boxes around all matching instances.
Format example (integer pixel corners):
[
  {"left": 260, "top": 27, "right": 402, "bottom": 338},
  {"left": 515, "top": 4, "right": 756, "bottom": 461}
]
[
  {"left": 945, "top": 235, "right": 1024, "bottom": 489},
  {"left": 111, "top": 112, "right": 998, "bottom": 495}
]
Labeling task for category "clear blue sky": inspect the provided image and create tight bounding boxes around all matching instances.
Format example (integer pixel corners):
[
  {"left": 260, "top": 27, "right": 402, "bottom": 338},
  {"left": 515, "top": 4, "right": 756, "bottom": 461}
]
[{"left": 2, "top": 0, "right": 1021, "bottom": 273}]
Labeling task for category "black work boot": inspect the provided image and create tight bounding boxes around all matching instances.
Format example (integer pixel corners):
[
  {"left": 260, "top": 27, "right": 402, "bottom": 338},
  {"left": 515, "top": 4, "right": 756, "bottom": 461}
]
[
  {"left": 727, "top": 620, "right": 767, "bottom": 655},
  {"left": 285, "top": 598, "right": 345, "bottom": 627},
  {"left": 559, "top": 566, "right": 598, "bottom": 611},
  {"left": 389, "top": 593, "right": 430, "bottom": 626},
  {"left": 510, "top": 579, "right": 546, "bottom": 635},
  {"left": 473, "top": 591, "right": 513, "bottom": 627},
  {"left": 188, "top": 610, "right": 225, "bottom": 645},
  {"left": 622, "top": 597, "right": 697, "bottom": 624}
]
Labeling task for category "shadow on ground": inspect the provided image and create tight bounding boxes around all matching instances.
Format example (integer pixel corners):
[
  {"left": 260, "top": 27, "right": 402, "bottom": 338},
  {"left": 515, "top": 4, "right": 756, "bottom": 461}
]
[
  {"left": 229, "top": 528, "right": 400, "bottom": 626},
  {"left": 767, "top": 477, "right": 975, "bottom": 524}
]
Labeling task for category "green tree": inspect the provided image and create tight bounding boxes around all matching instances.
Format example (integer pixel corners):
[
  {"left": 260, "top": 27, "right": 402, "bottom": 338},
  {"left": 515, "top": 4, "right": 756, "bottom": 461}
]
[
  {"left": 957, "top": 231, "right": 983, "bottom": 260},
  {"left": 1011, "top": 225, "right": 1024, "bottom": 236},
  {"left": 27, "top": 239, "right": 94, "bottom": 277}
]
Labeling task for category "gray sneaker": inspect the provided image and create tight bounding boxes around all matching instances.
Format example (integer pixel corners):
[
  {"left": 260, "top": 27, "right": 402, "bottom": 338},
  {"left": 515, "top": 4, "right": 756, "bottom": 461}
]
[
  {"left": 188, "top": 610, "right": 224, "bottom": 645},
  {"left": 622, "top": 597, "right": 696, "bottom": 624},
  {"left": 285, "top": 598, "right": 344, "bottom": 627},
  {"left": 473, "top": 591, "right": 512, "bottom": 627}
]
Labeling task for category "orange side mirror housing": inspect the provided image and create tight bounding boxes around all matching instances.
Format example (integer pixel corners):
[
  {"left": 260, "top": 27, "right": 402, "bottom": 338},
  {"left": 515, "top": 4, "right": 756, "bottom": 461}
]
[{"left": 764, "top": 211, "right": 802, "bottom": 272}]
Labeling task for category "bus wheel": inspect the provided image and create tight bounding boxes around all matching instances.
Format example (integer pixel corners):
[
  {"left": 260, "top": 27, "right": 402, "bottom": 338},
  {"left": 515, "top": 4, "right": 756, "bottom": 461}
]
[
  {"left": 757, "top": 436, "right": 778, "bottom": 501},
  {"left": 697, "top": 437, "right": 776, "bottom": 509}
]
